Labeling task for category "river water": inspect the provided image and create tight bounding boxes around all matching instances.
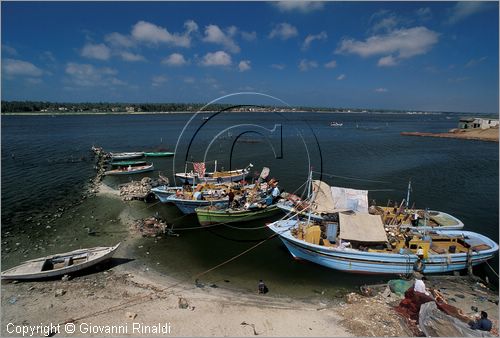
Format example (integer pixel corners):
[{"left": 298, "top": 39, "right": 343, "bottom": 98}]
[{"left": 1, "top": 111, "right": 498, "bottom": 297}]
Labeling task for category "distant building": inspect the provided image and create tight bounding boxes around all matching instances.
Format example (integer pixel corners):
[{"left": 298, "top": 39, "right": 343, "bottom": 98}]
[
  {"left": 459, "top": 117, "right": 499, "bottom": 130},
  {"left": 126, "top": 106, "right": 135, "bottom": 113}
]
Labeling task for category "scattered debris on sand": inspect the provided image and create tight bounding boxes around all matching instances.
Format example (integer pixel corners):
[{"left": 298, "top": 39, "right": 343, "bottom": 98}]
[
  {"left": 131, "top": 217, "right": 171, "bottom": 237},
  {"left": 119, "top": 177, "right": 166, "bottom": 202}
]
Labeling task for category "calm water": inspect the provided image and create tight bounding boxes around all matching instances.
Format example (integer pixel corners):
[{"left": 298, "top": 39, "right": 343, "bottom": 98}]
[{"left": 2, "top": 112, "right": 498, "bottom": 297}]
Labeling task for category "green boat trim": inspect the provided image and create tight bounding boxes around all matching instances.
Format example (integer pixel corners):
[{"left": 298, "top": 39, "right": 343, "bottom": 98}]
[
  {"left": 195, "top": 205, "right": 282, "bottom": 225},
  {"left": 144, "top": 152, "right": 175, "bottom": 157},
  {"left": 111, "top": 160, "right": 147, "bottom": 167}
]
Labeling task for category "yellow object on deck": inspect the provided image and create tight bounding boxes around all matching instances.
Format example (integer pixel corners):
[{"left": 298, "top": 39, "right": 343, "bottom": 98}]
[{"left": 305, "top": 226, "right": 321, "bottom": 245}]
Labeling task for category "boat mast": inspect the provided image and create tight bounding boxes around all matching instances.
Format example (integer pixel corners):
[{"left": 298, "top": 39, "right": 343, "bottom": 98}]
[
  {"left": 307, "top": 170, "right": 313, "bottom": 224},
  {"left": 405, "top": 179, "right": 412, "bottom": 209},
  {"left": 214, "top": 160, "right": 217, "bottom": 173}
]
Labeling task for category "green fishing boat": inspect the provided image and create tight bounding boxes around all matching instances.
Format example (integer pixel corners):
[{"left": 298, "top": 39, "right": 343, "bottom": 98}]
[
  {"left": 195, "top": 205, "right": 282, "bottom": 226},
  {"left": 111, "top": 160, "right": 147, "bottom": 167},
  {"left": 144, "top": 152, "right": 175, "bottom": 157}
]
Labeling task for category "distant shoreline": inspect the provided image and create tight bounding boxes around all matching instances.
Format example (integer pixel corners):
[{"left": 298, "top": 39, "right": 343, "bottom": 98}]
[
  {"left": 1, "top": 111, "right": 450, "bottom": 116},
  {"left": 401, "top": 129, "right": 499, "bottom": 142}
]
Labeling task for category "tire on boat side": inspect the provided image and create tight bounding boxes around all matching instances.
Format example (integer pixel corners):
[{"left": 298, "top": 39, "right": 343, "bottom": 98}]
[{"left": 145, "top": 192, "right": 157, "bottom": 203}]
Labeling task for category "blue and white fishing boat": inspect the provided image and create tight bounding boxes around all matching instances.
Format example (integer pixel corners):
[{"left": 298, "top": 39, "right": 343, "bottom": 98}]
[
  {"left": 166, "top": 194, "right": 228, "bottom": 214},
  {"left": 267, "top": 217, "right": 498, "bottom": 275},
  {"left": 150, "top": 185, "right": 183, "bottom": 203}
]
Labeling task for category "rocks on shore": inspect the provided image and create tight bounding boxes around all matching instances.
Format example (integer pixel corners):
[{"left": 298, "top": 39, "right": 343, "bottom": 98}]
[{"left": 132, "top": 217, "right": 169, "bottom": 237}]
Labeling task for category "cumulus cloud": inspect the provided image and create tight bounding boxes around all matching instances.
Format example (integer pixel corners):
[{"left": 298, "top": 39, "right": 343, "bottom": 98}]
[
  {"left": 120, "top": 51, "right": 145, "bottom": 62},
  {"left": 131, "top": 20, "right": 197, "bottom": 47},
  {"left": 162, "top": 53, "right": 188, "bottom": 66},
  {"left": 377, "top": 55, "right": 397, "bottom": 67},
  {"left": 203, "top": 25, "right": 240, "bottom": 53},
  {"left": 81, "top": 43, "right": 111, "bottom": 60},
  {"left": 374, "top": 87, "right": 388, "bottom": 92},
  {"left": 271, "top": 63, "right": 285, "bottom": 70},
  {"left": 336, "top": 26, "right": 439, "bottom": 65},
  {"left": 65, "top": 62, "right": 125, "bottom": 87},
  {"left": 152, "top": 75, "right": 168, "bottom": 87},
  {"left": 105, "top": 32, "right": 135, "bottom": 48},
  {"left": 3, "top": 58, "right": 43, "bottom": 77},
  {"left": 241, "top": 31, "right": 257, "bottom": 41},
  {"left": 238, "top": 60, "right": 251, "bottom": 72},
  {"left": 447, "top": 2, "right": 489, "bottom": 25},
  {"left": 273, "top": 1, "right": 324, "bottom": 13},
  {"left": 302, "top": 31, "right": 327, "bottom": 50},
  {"left": 201, "top": 51, "right": 232, "bottom": 66},
  {"left": 337, "top": 74, "right": 346, "bottom": 80},
  {"left": 324, "top": 60, "right": 337, "bottom": 68},
  {"left": 298, "top": 59, "right": 318, "bottom": 71},
  {"left": 269, "top": 23, "right": 298, "bottom": 40}
]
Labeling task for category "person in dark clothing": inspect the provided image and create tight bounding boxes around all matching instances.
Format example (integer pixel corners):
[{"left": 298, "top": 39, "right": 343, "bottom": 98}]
[
  {"left": 258, "top": 280, "right": 268, "bottom": 294},
  {"left": 470, "top": 311, "right": 492, "bottom": 331},
  {"left": 404, "top": 228, "right": 413, "bottom": 248},
  {"left": 228, "top": 190, "right": 235, "bottom": 206}
]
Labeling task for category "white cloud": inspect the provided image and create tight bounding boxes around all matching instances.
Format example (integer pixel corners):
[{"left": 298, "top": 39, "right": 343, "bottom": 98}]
[
  {"left": 2, "top": 45, "right": 18, "bottom": 56},
  {"left": 152, "top": 75, "right": 168, "bottom": 87},
  {"left": 377, "top": 55, "right": 398, "bottom": 67},
  {"left": 416, "top": 7, "right": 432, "bottom": 21},
  {"left": 298, "top": 59, "right": 318, "bottom": 71},
  {"left": 162, "top": 53, "right": 188, "bottom": 66},
  {"left": 273, "top": 1, "right": 324, "bottom": 13},
  {"left": 3, "top": 58, "right": 43, "bottom": 77},
  {"left": 241, "top": 31, "right": 257, "bottom": 41},
  {"left": 374, "top": 87, "right": 388, "bottom": 93},
  {"left": 81, "top": 43, "right": 111, "bottom": 60},
  {"left": 105, "top": 32, "right": 135, "bottom": 48},
  {"left": 269, "top": 23, "right": 298, "bottom": 40},
  {"left": 183, "top": 77, "right": 195, "bottom": 84},
  {"left": 447, "top": 2, "right": 489, "bottom": 25},
  {"left": 131, "top": 20, "right": 197, "bottom": 47},
  {"left": 201, "top": 51, "right": 232, "bottom": 66},
  {"left": 324, "top": 60, "right": 337, "bottom": 69},
  {"left": 465, "top": 56, "right": 487, "bottom": 68},
  {"left": 238, "top": 60, "right": 251, "bottom": 72},
  {"left": 371, "top": 16, "right": 399, "bottom": 33},
  {"left": 203, "top": 25, "right": 240, "bottom": 53},
  {"left": 302, "top": 31, "right": 327, "bottom": 50},
  {"left": 120, "top": 51, "right": 145, "bottom": 62},
  {"left": 271, "top": 63, "right": 285, "bottom": 70},
  {"left": 337, "top": 74, "right": 346, "bottom": 80},
  {"left": 336, "top": 27, "right": 439, "bottom": 64},
  {"left": 65, "top": 62, "right": 125, "bottom": 87}
]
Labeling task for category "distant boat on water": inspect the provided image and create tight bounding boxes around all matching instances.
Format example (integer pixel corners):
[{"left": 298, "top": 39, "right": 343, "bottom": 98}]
[
  {"left": 330, "top": 122, "right": 343, "bottom": 127},
  {"left": 1, "top": 243, "right": 120, "bottom": 280}
]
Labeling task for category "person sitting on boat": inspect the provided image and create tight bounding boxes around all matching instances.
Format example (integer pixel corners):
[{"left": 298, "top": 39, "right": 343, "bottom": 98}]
[
  {"left": 404, "top": 228, "right": 413, "bottom": 248},
  {"left": 469, "top": 311, "right": 492, "bottom": 332},
  {"left": 271, "top": 183, "right": 280, "bottom": 203},
  {"left": 411, "top": 212, "right": 419, "bottom": 227},
  {"left": 416, "top": 246, "right": 424, "bottom": 259},
  {"left": 228, "top": 190, "right": 235, "bottom": 206},
  {"left": 127, "top": 165, "right": 132, "bottom": 171}
]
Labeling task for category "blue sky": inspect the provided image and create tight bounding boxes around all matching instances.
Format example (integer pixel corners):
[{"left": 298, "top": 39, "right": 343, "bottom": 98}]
[{"left": 1, "top": 1, "right": 498, "bottom": 113}]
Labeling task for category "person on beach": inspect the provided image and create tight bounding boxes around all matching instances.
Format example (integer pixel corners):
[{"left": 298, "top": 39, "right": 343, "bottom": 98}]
[
  {"left": 470, "top": 311, "right": 492, "bottom": 331},
  {"left": 258, "top": 280, "right": 268, "bottom": 294}
]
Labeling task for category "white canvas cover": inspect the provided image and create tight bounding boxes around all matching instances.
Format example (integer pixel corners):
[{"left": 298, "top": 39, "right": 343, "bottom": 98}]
[
  {"left": 331, "top": 186, "right": 369, "bottom": 213},
  {"left": 339, "top": 213, "right": 388, "bottom": 243},
  {"left": 309, "top": 180, "right": 369, "bottom": 214}
]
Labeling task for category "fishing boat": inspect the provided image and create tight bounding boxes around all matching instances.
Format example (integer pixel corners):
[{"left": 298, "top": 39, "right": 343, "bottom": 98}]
[
  {"left": 175, "top": 161, "right": 253, "bottom": 184},
  {"left": 277, "top": 180, "right": 464, "bottom": 231},
  {"left": 195, "top": 204, "right": 282, "bottom": 226},
  {"left": 144, "top": 152, "right": 175, "bottom": 157},
  {"left": 109, "top": 152, "right": 144, "bottom": 160},
  {"left": 104, "top": 163, "right": 154, "bottom": 176},
  {"left": 150, "top": 185, "right": 184, "bottom": 203},
  {"left": 267, "top": 217, "right": 498, "bottom": 275},
  {"left": 110, "top": 160, "right": 147, "bottom": 167},
  {"left": 330, "top": 122, "right": 343, "bottom": 127},
  {"left": 166, "top": 193, "right": 228, "bottom": 215},
  {"left": 1, "top": 244, "right": 120, "bottom": 280}
]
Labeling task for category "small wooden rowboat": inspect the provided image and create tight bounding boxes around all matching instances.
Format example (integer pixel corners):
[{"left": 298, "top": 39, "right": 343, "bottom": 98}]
[
  {"left": 110, "top": 160, "right": 147, "bottom": 167},
  {"left": 109, "top": 152, "right": 144, "bottom": 160},
  {"left": 104, "top": 164, "right": 154, "bottom": 176},
  {"left": 195, "top": 204, "right": 282, "bottom": 225},
  {"left": 1, "top": 243, "right": 120, "bottom": 280},
  {"left": 144, "top": 152, "right": 175, "bottom": 157}
]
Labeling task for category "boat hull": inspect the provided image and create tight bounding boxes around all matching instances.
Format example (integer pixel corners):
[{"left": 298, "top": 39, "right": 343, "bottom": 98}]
[
  {"left": 195, "top": 205, "right": 282, "bottom": 225},
  {"left": 150, "top": 186, "right": 183, "bottom": 203},
  {"left": 105, "top": 164, "right": 154, "bottom": 176},
  {"left": 166, "top": 195, "right": 229, "bottom": 214},
  {"left": 269, "top": 221, "right": 498, "bottom": 275},
  {"left": 144, "top": 152, "right": 175, "bottom": 157},
  {"left": 110, "top": 152, "right": 144, "bottom": 160},
  {"left": 111, "top": 160, "right": 147, "bottom": 167},
  {"left": 1, "top": 244, "right": 120, "bottom": 280}
]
